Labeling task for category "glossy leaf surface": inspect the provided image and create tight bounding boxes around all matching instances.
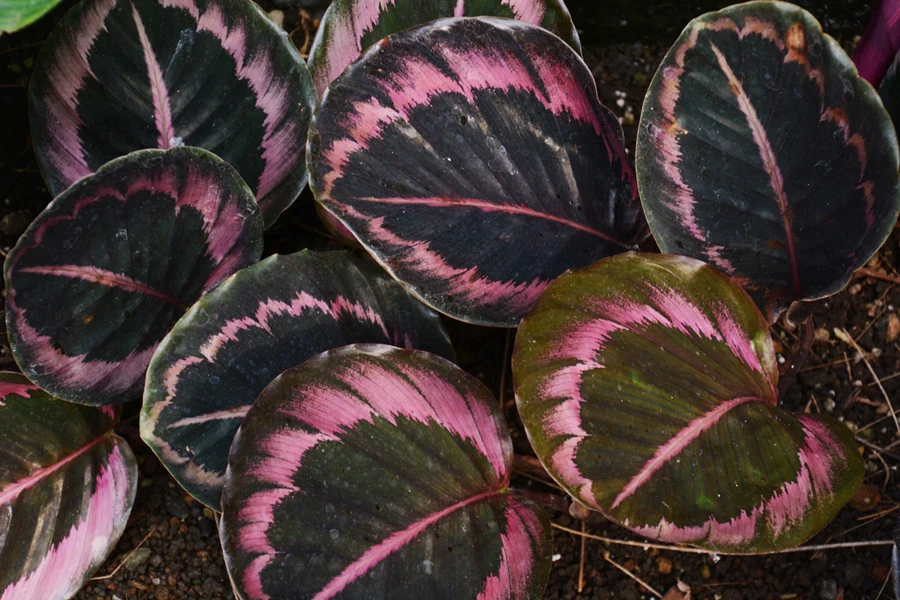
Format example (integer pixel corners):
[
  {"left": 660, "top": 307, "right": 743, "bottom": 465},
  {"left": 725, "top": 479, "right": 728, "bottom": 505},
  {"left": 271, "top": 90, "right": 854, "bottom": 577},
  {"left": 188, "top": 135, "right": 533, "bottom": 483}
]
[
  {"left": 0, "top": 373, "right": 137, "bottom": 599},
  {"left": 514, "top": 253, "right": 863, "bottom": 553},
  {"left": 29, "top": 0, "right": 316, "bottom": 227},
  {"left": 309, "top": 17, "right": 645, "bottom": 327},
  {"left": 637, "top": 1, "right": 900, "bottom": 322},
  {"left": 5, "top": 148, "right": 263, "bottom": 406},
  {"left": 222, "top": 344, "right": 551, "bottom": 600},
  {"left": 0, "top": 0, "right": 58, "bottom": 33},
  {"left": 853, "top": 0, "right": 900, "bottom": 85},
  {"left": 308, "top": 0, "right": 581, "bottom": 96},
  {"left": 142, "top": 250, "right": 455, "bottom": 510}
]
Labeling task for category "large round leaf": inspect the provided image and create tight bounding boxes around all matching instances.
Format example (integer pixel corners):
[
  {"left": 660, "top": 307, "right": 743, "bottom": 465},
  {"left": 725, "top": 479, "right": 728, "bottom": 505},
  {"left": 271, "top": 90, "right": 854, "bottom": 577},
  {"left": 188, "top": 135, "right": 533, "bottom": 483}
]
[
  {"left": 222, "top": 344, "right": 551, "bottom": 599},
  {"left": 5, "top": 147, "right": 263, "bottom": 406},
  {"left": 29, "top": 0, "right": 316, "bottom": 227},
  {"left": 309, "top": 17, "right": 645, "bottom": 327},
  {"left": 0, "top": 373, "right": 137, "bottom": 599},
  {"left": 513, "top": 253, "right": 864, "bottom": 553},
  {"left": 142, "top": 250, "right": 455, "bottom": 510},
  {"left": 636, "top": 1, "right": 900, "bottom": 323},
  {"left": 307, "top": 0, "right": 582, "bottom": 96}
]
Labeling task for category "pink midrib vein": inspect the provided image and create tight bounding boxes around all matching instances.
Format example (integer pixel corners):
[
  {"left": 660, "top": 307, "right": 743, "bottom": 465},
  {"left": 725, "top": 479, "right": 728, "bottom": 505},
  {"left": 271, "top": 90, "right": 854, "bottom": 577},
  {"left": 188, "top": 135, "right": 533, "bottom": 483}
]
[
  {"left": 351, "top": 196, "right": 632, "bottom": 249},
  {"left": 708, "top": 42, "right": 801, "bottom": 298},
  {"left": 611, "top": 395, "right": 762, "bottom": 509},
  {"left": 0, "top": 434, "right": 111, "bottom": 505},
  {"left": 132, "top": 2, "right": 174, "bottom": 149},
  {"left": 20, "top": 265, "right": 183, "bottom": 306},
  {"left": 313, "top": 489, "right": 503, "bottom": 600}
]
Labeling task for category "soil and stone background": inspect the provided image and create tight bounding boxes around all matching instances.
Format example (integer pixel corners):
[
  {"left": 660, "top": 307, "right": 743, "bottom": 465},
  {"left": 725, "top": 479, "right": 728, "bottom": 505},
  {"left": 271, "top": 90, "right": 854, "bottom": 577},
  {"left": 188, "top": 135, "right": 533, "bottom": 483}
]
[{"left": 0, "top": 1, "right": 897, "bottom": 598}]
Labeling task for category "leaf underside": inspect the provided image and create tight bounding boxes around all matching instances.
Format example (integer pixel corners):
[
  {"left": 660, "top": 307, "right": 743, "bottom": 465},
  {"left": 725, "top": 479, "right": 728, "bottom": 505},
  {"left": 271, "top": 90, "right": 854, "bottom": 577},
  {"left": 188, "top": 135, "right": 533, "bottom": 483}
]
[
  {"left": 0, "top": 373, "right": 137, "bottom": 600},
  {"left": 636, "top": 1, "right": 900, "bottom": 323},
  {"left": 309, "top": 17, "right": 645, "bottom": 327},
  {"left": 514, "top": 253, "right": 863, "bottom": 553},
  {"left": 221, "top": 344, "right": 551, "bottom": 600},
  {"left": 142, "top": 250, "right": 455, "bottom": 510},
  {"left": 29, "top": 0, "right": 316, "bottom": 226},
  {"left": 5, "top": 147, "right": 263, "bottom": 406}
]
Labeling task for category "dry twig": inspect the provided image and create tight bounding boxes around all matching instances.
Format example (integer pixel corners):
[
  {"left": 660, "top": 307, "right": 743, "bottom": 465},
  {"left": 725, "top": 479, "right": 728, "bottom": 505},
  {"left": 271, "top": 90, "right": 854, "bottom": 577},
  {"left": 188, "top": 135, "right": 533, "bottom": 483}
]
[{"left": 89, "top": 527, "right": 156, "bottom": 581}]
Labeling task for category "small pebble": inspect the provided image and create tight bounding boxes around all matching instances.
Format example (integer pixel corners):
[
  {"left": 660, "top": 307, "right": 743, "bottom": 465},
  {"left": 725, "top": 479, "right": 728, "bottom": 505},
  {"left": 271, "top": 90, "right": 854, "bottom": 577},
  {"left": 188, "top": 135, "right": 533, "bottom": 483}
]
[
  {"left": 123, "top": 547, "right": 151, "bottom": 571},
  {"left": 818, "top": 579, "right": 839, "bottom": 600},
  {"left": 164, "top": 496, "right": 190, "bottom": 520},
  {"left": 656, "top": 557, "right": 673, "bottom": 574}
]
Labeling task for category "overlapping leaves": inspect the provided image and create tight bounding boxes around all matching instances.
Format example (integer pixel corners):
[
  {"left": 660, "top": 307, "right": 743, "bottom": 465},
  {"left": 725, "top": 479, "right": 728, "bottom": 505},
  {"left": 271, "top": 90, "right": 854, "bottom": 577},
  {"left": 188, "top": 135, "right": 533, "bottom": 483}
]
[
  {"left": 308, "top": 0, "right": 582, "bottom": 95},
  {"left": 29, "top": 0, "right": 316, "bottom": 226},
  {"left": 142, "top": 250, "right": 454, "bottom": 510}
]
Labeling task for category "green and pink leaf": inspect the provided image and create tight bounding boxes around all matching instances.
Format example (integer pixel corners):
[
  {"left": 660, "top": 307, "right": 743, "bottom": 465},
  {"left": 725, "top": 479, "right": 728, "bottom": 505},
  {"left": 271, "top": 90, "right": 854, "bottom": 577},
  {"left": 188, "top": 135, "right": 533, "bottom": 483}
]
[
  {"left": 514, "top": 253, "right": 863, "bottom": 553},
  {"left": 5, "top": 147, "right": 263, "bottom": 406},
  {"left": 0, "top": 373, "right": 137, "bottom": 599},
  {"left": 221, "top": 345, "right": 551, "bottom": 599},
  {"left": 308, "top": 0, "right": 581, "bottom": 96},
  {"left": 636, "top": 1, "right": 900, "bottom": 322},
  {"left": 309, "top": 17, "right": 645, "bottom": 327},
  {"left": 142, "top": 250, "right": 454, "bottom": 510},
  {"left": 29, "top": 0, "right": 316, "bottom": 226}
]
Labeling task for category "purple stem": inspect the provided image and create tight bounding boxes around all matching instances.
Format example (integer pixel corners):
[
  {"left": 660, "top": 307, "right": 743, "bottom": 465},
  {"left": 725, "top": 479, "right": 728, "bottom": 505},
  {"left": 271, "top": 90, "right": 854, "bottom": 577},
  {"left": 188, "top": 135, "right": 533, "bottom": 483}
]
[{"left": 777, "top": 316, "right": 815, "bottom": 402}]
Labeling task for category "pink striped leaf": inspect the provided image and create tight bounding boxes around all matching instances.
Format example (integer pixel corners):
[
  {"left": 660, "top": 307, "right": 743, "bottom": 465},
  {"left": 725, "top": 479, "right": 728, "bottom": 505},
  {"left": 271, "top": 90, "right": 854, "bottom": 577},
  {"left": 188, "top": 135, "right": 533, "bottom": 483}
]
[
  {"left": 4, "top": 147, "right": 263, "bottom": 406},
  {"left": 221, "top": 344, "right": 551, "bottom": 599},
  {"left": 854, "top": 0, "right": 900, "bottom": 86},
  {"left": 0, "top": 372, "right": 138, "bottom": 600},
  {"left": 28, "top": 0, "right": 316, "bottom": 227},
  {"left": 142, "top": 250, "right": 455, "bottom": 511},
  {"left": 513, "top": 253, "right": 863, "bottom": 553},
  {"left": 307, "top": 0, "right": 581, "bottom": 96},
  {"left": 636, "top": 1, "right": 900, "bottom": 323},
  {"left": 308, "top": 17, "right": 646, "bottom": 327}
]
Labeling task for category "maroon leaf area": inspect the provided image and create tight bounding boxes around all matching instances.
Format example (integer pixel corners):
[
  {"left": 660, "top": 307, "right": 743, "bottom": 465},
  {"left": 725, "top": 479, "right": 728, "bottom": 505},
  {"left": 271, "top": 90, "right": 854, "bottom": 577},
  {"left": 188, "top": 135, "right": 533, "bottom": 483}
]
[{"left": 854, "top": 0, "right": 900, "bottom": 85}]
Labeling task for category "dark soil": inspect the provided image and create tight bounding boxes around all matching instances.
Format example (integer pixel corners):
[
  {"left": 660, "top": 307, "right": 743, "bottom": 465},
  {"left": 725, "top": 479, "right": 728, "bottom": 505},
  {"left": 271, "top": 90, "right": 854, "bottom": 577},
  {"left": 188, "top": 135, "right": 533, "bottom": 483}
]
[{"left": 0, "top": 1, "right": 897, "bottom": 599}]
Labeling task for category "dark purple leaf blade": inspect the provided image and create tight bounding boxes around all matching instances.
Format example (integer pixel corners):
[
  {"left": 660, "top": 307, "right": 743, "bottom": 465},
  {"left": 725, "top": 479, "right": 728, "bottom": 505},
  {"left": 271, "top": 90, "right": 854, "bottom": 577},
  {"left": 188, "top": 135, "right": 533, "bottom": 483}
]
[
  {"left": 5, "top": 147, "right": 263, "bottom": 406},
  {"left": 637, "top": 1, "right": 900, "bottom": 323},
  {"left": 0, "top": 373, "right": 137, "bottom": 599},
  {"left": 308, "top": 0, "right": 581, "bottom": 96},
  {"left": 853, "top": 0, "right": 900, "bottom": 85},
  {"left": 221, "top": 344, "right": 551, "bottom": 599},
  {"left": 141, "top": 250, "right": 455, "bottom": 511},
  {"left": 514, "top": 253, "right": 863, "bottom": 553},
  {"left": 308, "top": 17, "right": 646, "bottom": 327},
  {"left": 29, "top": 0, "right": 316, "bottom": 227}
]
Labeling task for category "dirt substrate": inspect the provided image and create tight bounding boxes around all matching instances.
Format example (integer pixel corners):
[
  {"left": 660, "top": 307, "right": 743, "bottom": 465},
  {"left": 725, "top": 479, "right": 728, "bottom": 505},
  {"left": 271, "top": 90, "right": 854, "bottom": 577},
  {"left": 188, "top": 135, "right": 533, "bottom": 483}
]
[{"left": 1, "top": 3, "right": 897, "bottom": 600}]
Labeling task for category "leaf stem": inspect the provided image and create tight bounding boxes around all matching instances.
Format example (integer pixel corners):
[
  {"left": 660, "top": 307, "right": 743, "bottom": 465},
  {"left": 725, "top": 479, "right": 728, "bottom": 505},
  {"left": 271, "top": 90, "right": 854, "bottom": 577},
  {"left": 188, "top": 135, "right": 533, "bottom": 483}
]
[
  {"left": 777, "top": 315, "right": 815, "bottom": 401},
  {"left": 511, "top": 488, "right": 571, "bottom": 513}
]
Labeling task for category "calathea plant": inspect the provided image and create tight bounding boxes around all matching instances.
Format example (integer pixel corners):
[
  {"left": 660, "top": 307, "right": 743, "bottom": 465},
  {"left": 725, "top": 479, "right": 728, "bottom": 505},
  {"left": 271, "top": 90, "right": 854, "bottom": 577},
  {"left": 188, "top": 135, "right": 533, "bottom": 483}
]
[{"left": 1, "top": 0, "right": 896, "bottom": 598}]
